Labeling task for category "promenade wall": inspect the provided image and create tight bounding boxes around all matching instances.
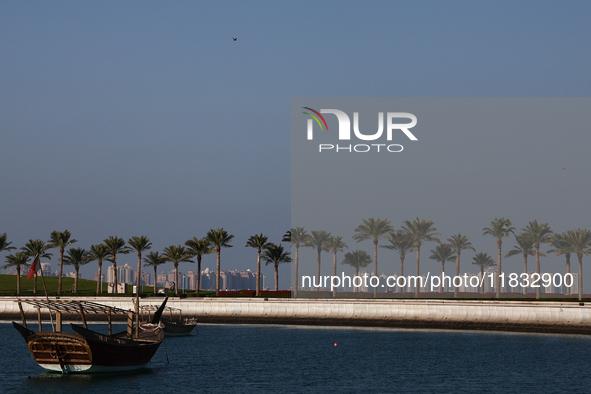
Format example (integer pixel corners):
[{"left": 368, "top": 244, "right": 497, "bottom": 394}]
[{"left": 2, "top": 297, "right": 591, "bottom": 335}]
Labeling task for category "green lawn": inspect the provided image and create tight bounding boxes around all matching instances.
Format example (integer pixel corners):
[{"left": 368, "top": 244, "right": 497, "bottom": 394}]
[
  {"left": 0, "top": 274, "right": 106, "bottom": 296},
  {"left": 0, "top": 274, "right": 210, "bottom": 297}
]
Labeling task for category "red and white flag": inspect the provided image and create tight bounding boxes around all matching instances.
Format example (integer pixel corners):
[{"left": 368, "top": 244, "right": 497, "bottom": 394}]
[{"left": 27, "top": 255, "right": 39, "bottom": 280}]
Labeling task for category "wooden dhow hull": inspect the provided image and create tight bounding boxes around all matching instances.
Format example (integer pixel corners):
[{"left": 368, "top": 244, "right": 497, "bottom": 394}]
[
  {"left": 13, "top": 322, "right": 164, "bottom": 373},
  {"left": 161, "top": 318, "right": 197, "bottom": 337}
]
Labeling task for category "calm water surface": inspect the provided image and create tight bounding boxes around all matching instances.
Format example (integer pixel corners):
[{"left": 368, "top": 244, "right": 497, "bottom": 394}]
[{"left": 1, "top": 322, "right": 590, "bottom": 393}]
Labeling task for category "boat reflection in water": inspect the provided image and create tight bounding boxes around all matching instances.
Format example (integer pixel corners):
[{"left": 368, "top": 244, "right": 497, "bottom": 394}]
[{"left": 12, "top": 297, "right": 168, "bottom": 374}]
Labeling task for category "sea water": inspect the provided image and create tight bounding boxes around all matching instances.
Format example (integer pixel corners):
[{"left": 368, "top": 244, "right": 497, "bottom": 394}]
[{"left": 1, "top": 322, "right": 590, "bottom": 393}]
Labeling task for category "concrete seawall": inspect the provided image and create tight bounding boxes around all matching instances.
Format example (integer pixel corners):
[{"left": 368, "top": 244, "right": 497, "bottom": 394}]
[{"left": 2, "top": 297, "right": 590, "bottom": 335}]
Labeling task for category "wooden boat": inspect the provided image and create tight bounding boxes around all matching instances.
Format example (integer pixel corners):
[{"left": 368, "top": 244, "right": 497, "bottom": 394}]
[
  {"left": 12, "top": 297, "right": 168, "bottom": 373},
  {"left": 160, "top": 317, "right": 197, "bottom": 336},
  {"left": 140, "top": 304, "right": 197, "bottom": 337}
]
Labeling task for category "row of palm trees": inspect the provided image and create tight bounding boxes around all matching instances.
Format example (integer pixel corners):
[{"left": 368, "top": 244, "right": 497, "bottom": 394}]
[
  {"left": 3, "top": 218, "right": 589, "bottom": 300},
  {"left": 288, "top": 218, "right": 591, "bottom": 300},
  {"left": 1, "top": 228, "right": 293, "bottom": 297}
]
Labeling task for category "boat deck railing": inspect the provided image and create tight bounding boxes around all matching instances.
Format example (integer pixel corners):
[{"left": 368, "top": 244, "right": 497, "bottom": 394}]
[{"left": 15, "top": 298, "right": 135, "bottom": 336}]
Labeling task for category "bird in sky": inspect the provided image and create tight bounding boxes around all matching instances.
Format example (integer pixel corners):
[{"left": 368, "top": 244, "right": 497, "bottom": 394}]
[{"left": 233, "top": 38, "right": 237, "bottom": 41}]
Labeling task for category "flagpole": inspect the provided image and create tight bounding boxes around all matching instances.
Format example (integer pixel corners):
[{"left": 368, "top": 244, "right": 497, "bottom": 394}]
[{"left": 38, "top": 257, "right": 56, "bottom": 331}]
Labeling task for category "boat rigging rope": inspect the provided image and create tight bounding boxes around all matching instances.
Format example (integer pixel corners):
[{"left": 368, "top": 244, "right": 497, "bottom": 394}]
[{"left": 162, "top": 338, "right": 169, "bottom": 364}]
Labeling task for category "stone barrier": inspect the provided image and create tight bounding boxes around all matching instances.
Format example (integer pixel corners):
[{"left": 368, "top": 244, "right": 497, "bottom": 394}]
[{"left": 1, "top": 297, "right": 590, "bottom": 335}]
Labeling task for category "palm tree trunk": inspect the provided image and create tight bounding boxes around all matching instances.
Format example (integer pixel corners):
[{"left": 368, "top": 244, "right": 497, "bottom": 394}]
[
  {"left": 75, "top": 267, "right": 79, "bottom": 293},
  {"left": 136, "top": 252, "right": 142, "bottom": 296},
  {"left": 175, "top": 262, "right": 179, "bottom": 296},
  {"left": 535, "top": 245, "right": 541, "bottom": 300},
  {"left": 113, "top": 256, "right": 118, "bottom": 294},
  {"left": 196, "top": 256, "right": 202, "bottom": 296},
  {"left": 480, "top": 267, "right": 484, "bottom": 294},
  {"left": 216, "top": 248, "right": 221, "bottom": 296},
  {"left": 274, "top": 264, "right": 278, "bottom": 291},
  {"left": 373, "top": 240, "right": 378, "bottom": 298},
  {"left": 399, "top": 255, "right": 405, "bottom": 294},
  {"left": 154, "top": 267, "right": 158, "bottom": 295},
  {"left": 566, "top": 253, "right": 571, "bottom": 296},
  {"left": 454, "top": 252, "right": 460, "bottom": 298},
  {"left": 17, "top": 266, "right": 21, "bottom": 295},
  {"left": 316, "top": 248, "right": 321, "bottom": 291},
  {"left": 58, "top": 248, "right": 64, "bottom": 295},
  {"left": 294, "top": 245, "right": 299, "bottom": 298},
  {"left": 440, "top": 262, "right": 445, "bottom": 293},
  {"left": 496, "top": 239, "right": 502, "bottom": 299},
  {"left": 256, "top": 249, "right": 261, "bottom": 296},
  {"left": 332, "top": 252, "right": 337, "bottom": 298},
  {"left": 523, "top": 253, "right": 527, "bottom": 295},
  {"left": 578, "top": 253, "right": 583, "bottom": 301},
  {"left": 415, "top": 245, "right": 421, "bottom": 298},
  {"left": 96, "top": 261, "right": 102, "bottom": 295},
  {"left": 33, "top": 271, "right": 37, "bottom": 294},
  {"left": 355, "top": 268, "right": 359, "bottom": 293}
]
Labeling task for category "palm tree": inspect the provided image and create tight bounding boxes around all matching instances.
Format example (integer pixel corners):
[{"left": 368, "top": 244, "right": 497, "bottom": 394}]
[
  {"left": 0, "top": 232, "right": 17, "bottom": 287},
  {"left": 88, "top": 244, "right": 109, "bottom": 295},
  {"left": 429, "top": 244, "right": 455, "bottom": 293},
  {"left": 63, "top": 247, "right": 90, "bottom": 293},
  {"left": 0, "top": 233, "right": 16, "bottom": 258},
  {"left": 48, "top": 230, "right": 77, "bottom": 295},
  {"left": 448, "top": 234, "right": 475, "bottom": 298},
  {"left": 326, "top": 236, "right": 348, "bottom": 297},
  {"left": 185, "top": 237, "right": 214, "bottom": 296},
  {"left": 162, "top": 245, "right": 193, "bottom": 296},
  {"left": 21, "top": 239, "right": 53, "bottom": 294},
  {"left": 103, "top": 236, "right": 131, "bottom": 294},
  {"left": 290, "top": 227, "right": 309, "bottom": 297},
  {"left": 381, "top": 231, "right": 414, "bottom": 294},
  {"left": 245, "top": 234, "right": 269, "bottom": 296},
  {"left": 128, "top": 236, "right": 152, "bottom": 294},
  {"left": 282, "top": 230, "right": 291, "bottom": 243},
  {"left": 472, "top": 252, "right": 495, "bottom": 294},
  {"left": 3, "top": 252, "right": 29, "bottom": 294},
  {"left": 482, "top": 218, "right": 515, "bottom": 298},
  {"left": 521, "top": 220, "right": 553, "bottom": 300},
  {"left": 341, "top": 250, "right": 372, "bottom": 292},
  {"left": 401, "top": 218, "right": 441, "bottom": 297},
  {"left": 143, "top": 251, "right": 166, "bottom": 295},
  {"left": 206, "top": 228, "right": 234, "bottom": 296},
  {"left": 506, "top": 233, "right": 537, "bottom": 295},
  {"left": 547, "top": 232, "right": 574, "bottom": 296},
  {"left": 262, "top": 243, "right": 291, "bottom": 291},
  {"left": 565, "top": 228, "right": 591, "bottom": 301},
  {"left": 305, "top": 230, "right": 332, "bottom": 291},
  {"left": 353, "top": 218, "right": 394, "bottom": 298}
]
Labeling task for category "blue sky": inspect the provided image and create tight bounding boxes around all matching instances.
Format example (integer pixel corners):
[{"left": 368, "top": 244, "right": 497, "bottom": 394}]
[{"left": 1, "top": 1, "right": 590, "bottom": 289}]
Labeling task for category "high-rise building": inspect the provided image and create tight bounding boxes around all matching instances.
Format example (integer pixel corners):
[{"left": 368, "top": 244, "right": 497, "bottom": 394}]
[
  {"left": 192, "top": 268, "right": 257, "bottom": 291},
  {"left": 41, "top": 262, "right": 53, "bottom": 277},
  {"left": 157, "top": 272, "right": 168, "bottom": 287},
  {"left": 141, "top": 271, "right": 150, "bottom": 286},
  {"left": 187, "top": 270, "right": 199, "bottom": 289},
  {"left": 107, "top": 264, "right": 135, "bottom": 284},
  {"left": 201, "top": 268, "right": 215, "bottom": 291}
]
